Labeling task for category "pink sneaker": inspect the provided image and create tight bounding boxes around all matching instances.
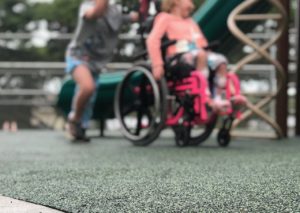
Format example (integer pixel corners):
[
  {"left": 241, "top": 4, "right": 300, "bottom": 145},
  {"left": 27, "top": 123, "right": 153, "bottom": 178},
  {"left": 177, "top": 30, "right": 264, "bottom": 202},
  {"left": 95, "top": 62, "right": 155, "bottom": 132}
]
[
  {"left": 232, "top": 95, "right": 247, "bottom": 105},
  {"left": 214, "top": 99, "right": 231, "bottom": 112}
]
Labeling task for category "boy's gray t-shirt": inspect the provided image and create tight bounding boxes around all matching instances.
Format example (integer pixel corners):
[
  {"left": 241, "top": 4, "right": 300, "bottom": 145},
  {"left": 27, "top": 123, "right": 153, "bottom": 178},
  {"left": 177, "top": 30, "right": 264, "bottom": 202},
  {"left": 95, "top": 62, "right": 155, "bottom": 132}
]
[{"left": 67, "top": 1, "right": 130, "bottom": 71}]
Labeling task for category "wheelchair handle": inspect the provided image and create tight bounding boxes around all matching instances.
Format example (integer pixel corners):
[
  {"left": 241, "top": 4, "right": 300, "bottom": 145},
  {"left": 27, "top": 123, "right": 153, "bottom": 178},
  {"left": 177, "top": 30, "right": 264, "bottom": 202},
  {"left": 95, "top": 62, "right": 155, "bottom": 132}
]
[{"left": 204, "top": 40, "right": 220, "bottom": 50}]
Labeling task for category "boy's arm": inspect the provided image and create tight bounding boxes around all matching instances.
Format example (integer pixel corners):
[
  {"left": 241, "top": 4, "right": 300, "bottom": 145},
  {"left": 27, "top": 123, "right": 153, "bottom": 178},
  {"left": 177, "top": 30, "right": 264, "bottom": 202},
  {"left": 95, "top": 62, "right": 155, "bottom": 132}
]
[
  {"left": 84, "top": 0, "right": 108, "bottom": 19},
  {"left": 129, "top": 11, "right": 139, "bottom": 22},
  {"left": 122, "top": 11, "right": 139, "bottom": 24}
]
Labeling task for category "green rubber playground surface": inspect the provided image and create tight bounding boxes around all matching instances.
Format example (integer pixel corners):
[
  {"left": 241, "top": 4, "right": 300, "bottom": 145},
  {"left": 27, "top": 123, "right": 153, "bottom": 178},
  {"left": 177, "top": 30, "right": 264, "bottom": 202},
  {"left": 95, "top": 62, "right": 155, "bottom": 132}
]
[{"left": 0, "top": 130, "right": 299, "bottom": 212}]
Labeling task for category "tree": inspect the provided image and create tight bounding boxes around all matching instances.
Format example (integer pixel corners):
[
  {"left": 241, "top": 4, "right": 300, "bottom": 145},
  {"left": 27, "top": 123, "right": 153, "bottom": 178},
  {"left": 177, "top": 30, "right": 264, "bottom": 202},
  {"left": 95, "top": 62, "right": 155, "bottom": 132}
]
[
  {"left": 0, "top": 0, "right": 205, "bottom": 62},
  {"left": 0, "top": 0, "right": 82, "bottom": 61}
]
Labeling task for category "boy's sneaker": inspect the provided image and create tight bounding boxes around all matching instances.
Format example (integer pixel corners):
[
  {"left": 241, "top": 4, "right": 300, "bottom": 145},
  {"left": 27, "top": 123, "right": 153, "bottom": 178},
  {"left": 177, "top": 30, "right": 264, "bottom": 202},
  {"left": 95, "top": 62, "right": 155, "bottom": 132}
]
[{"left": 66, "top": 120, "right": 90, "bottom": 142}]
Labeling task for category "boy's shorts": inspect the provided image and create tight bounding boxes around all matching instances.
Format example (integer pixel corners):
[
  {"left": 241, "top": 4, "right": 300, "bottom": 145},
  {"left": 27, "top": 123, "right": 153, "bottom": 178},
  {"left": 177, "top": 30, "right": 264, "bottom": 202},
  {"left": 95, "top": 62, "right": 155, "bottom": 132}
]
[
  {"left": 65, "top": 56, "right": 104, "bottom": 74},
  {"left": 65, "top": 56, "right": 85, "bottom": 74}
]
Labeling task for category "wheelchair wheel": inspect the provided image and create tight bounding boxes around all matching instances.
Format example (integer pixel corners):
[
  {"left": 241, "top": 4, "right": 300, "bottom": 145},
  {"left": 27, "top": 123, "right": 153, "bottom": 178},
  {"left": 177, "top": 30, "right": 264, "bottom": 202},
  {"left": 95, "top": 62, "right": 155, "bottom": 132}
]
[
  {"left": 114, "top": 65, "right": 168, "bottom": 146},
  {"left": 174, "top": 125, "right": 191, "bottom": 147},
  {"left": 169, "top": 92, "right": 218, "bottom": 146},
  {"left": 188, "top": 111, "right": 218, "bottom": 146},
  {"left": 217, "top": 128, "right": 231, "bottom": 147}
]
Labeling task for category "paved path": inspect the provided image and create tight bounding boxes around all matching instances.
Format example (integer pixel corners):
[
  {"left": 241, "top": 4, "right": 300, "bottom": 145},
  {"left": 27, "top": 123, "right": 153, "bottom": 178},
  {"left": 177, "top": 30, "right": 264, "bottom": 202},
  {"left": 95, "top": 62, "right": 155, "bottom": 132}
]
[
  {"left": 0, "top": 196, "right": 62, "bottom": 213},
  {"left": 0, "top": 130, "right": 299, "bottom": 212}
]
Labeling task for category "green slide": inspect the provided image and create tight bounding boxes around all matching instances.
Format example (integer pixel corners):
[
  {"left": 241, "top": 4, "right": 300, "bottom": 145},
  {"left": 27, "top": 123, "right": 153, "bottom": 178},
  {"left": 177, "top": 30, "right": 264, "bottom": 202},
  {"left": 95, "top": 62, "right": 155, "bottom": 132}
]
[
  {"left": 57, "top": 0, "right": 270, "bottom": 122},
  {"left": 193, "top": 0, "right": 244, "bottom": 42},
  {"left": 193, "top": 0, "right": 270, "bottom": 54}
]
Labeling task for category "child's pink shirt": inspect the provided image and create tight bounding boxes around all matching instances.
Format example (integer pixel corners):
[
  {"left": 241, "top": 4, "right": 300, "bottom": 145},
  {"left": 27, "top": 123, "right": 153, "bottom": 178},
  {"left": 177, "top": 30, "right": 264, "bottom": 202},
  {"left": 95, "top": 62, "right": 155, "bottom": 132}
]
[{"left": 146, "top": 12, "right": 208, "bottom": 68}]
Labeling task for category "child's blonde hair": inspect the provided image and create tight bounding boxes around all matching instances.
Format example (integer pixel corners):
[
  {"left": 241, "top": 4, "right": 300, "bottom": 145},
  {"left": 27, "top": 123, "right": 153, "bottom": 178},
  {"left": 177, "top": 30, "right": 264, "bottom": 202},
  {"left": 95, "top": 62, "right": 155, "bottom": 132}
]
[{"left": 161, "top": 0, "right": 176, "bottom": 13}]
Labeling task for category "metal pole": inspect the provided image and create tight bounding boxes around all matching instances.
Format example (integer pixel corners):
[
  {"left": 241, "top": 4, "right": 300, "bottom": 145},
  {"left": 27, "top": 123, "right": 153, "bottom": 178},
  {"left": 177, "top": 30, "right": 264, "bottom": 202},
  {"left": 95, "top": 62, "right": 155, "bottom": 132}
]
[
  {"left": 296, "top": 0, "right": 300, "bottom": 136},
  {"left": 276, "top": 0, "right": 290, "bottom": 137}
]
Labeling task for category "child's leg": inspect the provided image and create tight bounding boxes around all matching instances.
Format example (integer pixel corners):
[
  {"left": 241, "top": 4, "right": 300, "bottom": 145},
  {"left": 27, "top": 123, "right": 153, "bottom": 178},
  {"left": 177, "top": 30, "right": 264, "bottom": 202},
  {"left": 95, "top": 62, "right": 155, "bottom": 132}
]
[
  {"left": 216, "top": 63, "right": 227, "bottom": 79},
  {"left": 207, "top": 53, "right": 231, "bottom": 112},
  {"left": 195, "top": 49, "right": 208, "bottom": 77}
]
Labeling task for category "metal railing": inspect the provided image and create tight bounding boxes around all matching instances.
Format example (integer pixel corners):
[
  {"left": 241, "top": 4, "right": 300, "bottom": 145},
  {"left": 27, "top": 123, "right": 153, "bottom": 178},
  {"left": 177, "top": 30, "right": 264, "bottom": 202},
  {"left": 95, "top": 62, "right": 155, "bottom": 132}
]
[
  {"left": 0, "top": 61, "right": 132, "bottom": 107},
  {"left": 0, "top": 62, "right": 275, "bottom": 104},
  {"left": 0, "top": 33, "right": 140, "bottom": 41}
]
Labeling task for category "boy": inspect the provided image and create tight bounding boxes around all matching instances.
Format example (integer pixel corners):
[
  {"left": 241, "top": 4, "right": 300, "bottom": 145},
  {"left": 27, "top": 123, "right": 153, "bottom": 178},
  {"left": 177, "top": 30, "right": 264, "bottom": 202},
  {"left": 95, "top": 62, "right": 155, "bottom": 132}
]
[{"left": 66, "top": 0, "right": 138, "bottom": 141}]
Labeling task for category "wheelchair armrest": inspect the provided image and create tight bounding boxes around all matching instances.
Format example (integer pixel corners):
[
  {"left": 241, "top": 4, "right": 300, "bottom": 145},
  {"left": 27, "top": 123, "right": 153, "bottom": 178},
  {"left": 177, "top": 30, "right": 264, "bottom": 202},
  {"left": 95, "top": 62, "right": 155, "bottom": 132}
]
[
  {"left": 133, "top": 40, "right": 219, "bottom": 61},
  {"left": 133, "top": 39, "right": 177, "bottom": 61},
  {"left": 204, "top": 40, "right": 220, "bottom": 51}
]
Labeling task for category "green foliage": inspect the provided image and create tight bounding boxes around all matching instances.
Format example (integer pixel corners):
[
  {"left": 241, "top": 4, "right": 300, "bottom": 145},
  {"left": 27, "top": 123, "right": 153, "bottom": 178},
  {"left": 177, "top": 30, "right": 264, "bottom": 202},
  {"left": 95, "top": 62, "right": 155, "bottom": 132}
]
[
  {"left": 32, "top": 0, "right": 82, "bottom": 32},
  {"left": 0, "top": 0, "right": 83, "bottom": 61},
  {"left": 1, "top": 0, "right": 293, "bottom": 61},
  {"left": 0, "top": 0, "right": 32, "bottom": 32}
]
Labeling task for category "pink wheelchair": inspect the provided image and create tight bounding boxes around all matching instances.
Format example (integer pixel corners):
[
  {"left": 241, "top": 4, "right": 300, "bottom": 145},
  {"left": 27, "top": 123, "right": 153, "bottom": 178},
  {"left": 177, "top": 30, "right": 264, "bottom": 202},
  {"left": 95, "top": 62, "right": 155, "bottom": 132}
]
[{"left": 114, "top": 40, "right": 245, "bottom": 147}]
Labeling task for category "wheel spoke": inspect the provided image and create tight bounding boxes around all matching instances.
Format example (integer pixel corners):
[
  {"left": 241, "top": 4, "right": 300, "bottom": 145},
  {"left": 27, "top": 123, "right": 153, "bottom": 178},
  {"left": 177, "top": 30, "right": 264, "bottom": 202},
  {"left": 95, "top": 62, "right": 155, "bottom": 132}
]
[
  {"left": 134, "top": 108, "right": 144, "bottom": 136},
  {"left": 114, "top": 65, "right": 168, "bottom": 146},
  {"left": 121, "top": 101, "right": 140, "bottom": 115}
]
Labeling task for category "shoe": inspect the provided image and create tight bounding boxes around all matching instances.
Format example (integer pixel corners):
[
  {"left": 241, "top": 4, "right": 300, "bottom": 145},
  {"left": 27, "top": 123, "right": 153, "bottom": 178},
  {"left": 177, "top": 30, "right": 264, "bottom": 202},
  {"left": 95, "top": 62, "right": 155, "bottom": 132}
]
[
  {"left": 10, "top": 121, "right": 18, "bottom": 132},
  {"left": 80, "top": 128, "right": 90, "bottom": 142},
  {"left": 231, "top": 95, "right": 247, "bottom": 105},
  {"left": 2, "top": 121, "right": 10, "bottom": 132},
  {"left": 66, "top": 120, "right": 90, "bottom": 142},
  {"left": 212, "top": 99, "right": 231, "bottom": 113}
]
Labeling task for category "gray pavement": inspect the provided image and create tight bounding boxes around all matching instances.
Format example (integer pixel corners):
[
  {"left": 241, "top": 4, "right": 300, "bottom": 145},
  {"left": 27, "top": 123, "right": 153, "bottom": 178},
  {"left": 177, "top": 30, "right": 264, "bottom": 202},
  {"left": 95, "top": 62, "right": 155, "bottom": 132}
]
[{"left": 0, "top": 130, "right": 299, "bottom": 212}]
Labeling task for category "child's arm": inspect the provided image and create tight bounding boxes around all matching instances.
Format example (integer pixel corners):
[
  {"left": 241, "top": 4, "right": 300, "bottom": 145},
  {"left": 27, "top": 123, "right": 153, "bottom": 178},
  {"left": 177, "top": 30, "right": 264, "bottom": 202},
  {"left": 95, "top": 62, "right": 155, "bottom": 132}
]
[
  {"left": 146, "top": 13, "right": 169, "bottom": 79},
  {"left": 192, "top": 21, "right": 208, "bottom": 48},
  {"left": 84, "top": 0, "right": 108, "bottom": 19}
]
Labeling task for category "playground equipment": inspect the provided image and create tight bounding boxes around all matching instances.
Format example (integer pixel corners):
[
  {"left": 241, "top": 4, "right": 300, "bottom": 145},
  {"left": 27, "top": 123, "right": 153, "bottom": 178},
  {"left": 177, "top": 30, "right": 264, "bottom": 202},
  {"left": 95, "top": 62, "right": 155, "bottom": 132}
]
[
  {"left": 227, "top": 0, "right": 288, "bottom": 139},
  {"left": 297, "top": 0, "right": 300, "bottom": 136}
]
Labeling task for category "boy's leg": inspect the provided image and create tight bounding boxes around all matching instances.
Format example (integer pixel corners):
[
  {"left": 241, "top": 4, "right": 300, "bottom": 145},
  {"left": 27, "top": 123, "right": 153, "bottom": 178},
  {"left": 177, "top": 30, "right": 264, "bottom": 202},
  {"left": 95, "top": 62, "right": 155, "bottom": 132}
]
[
  {"left": 68, "top": 65, "right": 96, "bottom": 141},
  {"left": 80, "top": 74, "right": 98, "bottom": 129},
  {"left": 71, "top": 65, "right": 96, "bottom": 123}
]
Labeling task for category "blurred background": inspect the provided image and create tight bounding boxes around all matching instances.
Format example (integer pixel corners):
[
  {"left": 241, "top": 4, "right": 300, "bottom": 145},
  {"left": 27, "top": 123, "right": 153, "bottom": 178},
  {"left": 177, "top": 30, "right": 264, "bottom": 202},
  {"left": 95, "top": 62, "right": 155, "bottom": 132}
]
[{"left": 0, "top": 0, "right": 298, "bottom": 137}]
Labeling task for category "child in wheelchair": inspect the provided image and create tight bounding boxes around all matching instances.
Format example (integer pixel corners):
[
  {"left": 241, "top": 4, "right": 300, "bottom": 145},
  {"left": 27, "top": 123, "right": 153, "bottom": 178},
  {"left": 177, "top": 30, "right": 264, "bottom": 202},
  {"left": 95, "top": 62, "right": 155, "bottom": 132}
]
[
  {"left": 114, "top": 0, "right": 247, "bottom": 147},
  {"left": 146, "top": 0, "right": 247, "bottom": 114}
]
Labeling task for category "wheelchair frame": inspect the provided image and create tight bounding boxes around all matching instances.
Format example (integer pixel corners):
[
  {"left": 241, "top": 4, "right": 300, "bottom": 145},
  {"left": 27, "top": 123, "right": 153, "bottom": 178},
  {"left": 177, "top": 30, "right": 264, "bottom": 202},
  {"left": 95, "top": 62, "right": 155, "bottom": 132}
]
[
  {"left": 114, "top": 62, "right": 233, "bottom": 147},
  {"left": 114, "top": 14, "right": 244, "bottom": 147}
]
